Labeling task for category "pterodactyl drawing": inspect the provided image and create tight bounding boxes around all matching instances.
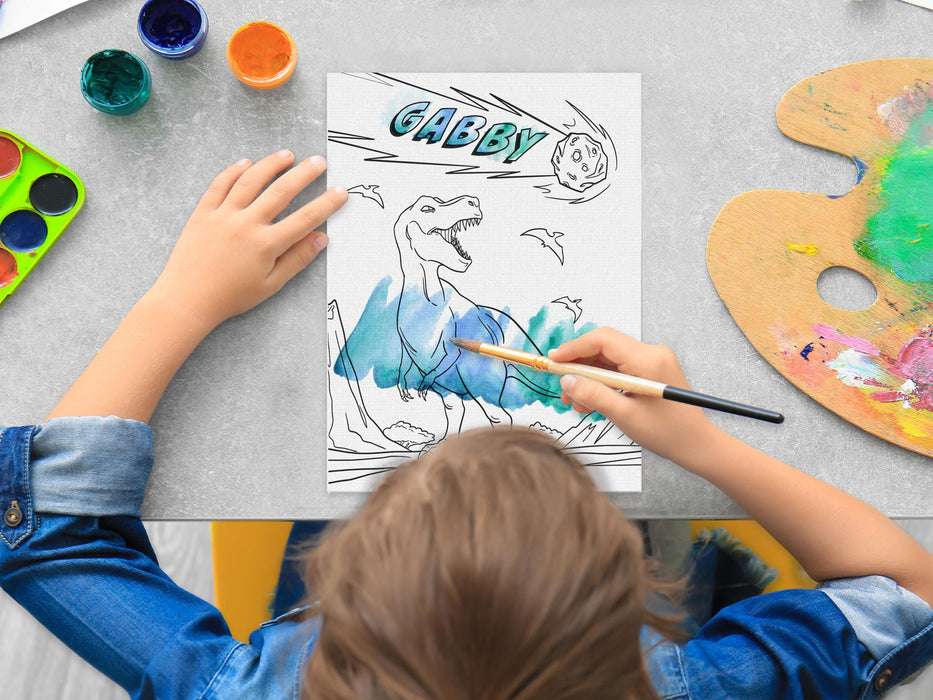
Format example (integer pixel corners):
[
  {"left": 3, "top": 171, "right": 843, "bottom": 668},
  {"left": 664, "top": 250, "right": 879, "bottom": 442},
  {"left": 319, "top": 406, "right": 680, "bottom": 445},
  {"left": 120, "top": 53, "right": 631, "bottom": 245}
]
[
  {"left": 552, "top": 296, "right": 583, "bottom": 322},
  {"left": 347, "top": 184, "right": 385, "bottom": 208},
  {"left": 520, "top": 228, "right": 565, "bottom": 265}
]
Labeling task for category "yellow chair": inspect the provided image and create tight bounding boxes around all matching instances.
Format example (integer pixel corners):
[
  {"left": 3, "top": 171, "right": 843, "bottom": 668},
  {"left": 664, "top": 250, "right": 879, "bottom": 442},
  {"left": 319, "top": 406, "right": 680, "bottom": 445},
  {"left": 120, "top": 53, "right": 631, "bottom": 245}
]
[
  {"left": 210, "top": 518, "right": 812, "bottom": 644},
  {"left": 211, "top": 521, "right": 294, "bottom": 643},
  {"left": 690, "top": 519, "right": 815, "bottom": 593}
]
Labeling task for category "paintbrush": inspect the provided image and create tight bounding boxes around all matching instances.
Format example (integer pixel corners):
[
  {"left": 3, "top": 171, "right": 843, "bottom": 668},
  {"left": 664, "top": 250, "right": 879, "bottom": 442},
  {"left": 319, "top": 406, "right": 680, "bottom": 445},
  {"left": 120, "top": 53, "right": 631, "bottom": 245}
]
[{"left": 450, "top": 338, "right": 784, "bottom": 424}]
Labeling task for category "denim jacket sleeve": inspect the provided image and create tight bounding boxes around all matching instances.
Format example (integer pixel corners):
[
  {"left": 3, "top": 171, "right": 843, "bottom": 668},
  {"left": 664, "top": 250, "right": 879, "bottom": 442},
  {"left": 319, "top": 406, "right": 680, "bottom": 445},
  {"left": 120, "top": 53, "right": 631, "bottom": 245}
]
[
  {"left": 644, "top": 576, "right": 933, "bottom": 700},
  {"left": 0, "top": 417, "right": 312, "bottom": 700},
  {"left": 821, "top": 577, "right": 933, "bottom": 699}
]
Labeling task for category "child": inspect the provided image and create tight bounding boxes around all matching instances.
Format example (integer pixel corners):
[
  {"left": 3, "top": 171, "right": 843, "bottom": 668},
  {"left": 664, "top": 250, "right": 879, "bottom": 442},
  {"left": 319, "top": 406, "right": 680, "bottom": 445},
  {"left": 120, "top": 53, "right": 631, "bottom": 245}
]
[{"left": 1, "top": 151, "right": 931, "bottom": 699}]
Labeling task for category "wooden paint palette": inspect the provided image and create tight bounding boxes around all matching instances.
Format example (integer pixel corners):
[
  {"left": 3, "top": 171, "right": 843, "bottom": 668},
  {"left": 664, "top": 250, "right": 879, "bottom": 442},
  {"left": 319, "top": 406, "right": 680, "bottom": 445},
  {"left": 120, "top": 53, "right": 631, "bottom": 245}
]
[
  {"left": 0, "top": 130, "right": 85, "bottom": 305},
  {"left": 707, "top": 58, "right": 933, "bottom": 457}
]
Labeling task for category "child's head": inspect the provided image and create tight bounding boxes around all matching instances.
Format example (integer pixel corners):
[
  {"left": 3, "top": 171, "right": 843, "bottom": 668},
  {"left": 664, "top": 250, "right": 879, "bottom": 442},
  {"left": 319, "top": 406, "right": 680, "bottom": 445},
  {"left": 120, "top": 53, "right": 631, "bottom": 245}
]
[{"left": 303, "top": 427, "right": 674, "bottom": 699}]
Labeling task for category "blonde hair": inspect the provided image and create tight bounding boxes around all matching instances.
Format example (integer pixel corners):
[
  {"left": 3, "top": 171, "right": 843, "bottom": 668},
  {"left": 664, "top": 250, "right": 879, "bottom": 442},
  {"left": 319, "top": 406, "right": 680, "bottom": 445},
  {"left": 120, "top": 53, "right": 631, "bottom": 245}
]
[{"left": 302, "top": 427, "right": 679, "bottom": 699}]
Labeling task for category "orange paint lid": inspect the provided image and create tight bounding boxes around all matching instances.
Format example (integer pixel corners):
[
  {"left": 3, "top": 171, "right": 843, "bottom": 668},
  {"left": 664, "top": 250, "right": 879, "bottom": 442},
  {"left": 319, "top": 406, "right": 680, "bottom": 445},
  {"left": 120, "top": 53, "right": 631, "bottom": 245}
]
[{"left": 226, "top": 21, "right": 297, "bottom": 89}]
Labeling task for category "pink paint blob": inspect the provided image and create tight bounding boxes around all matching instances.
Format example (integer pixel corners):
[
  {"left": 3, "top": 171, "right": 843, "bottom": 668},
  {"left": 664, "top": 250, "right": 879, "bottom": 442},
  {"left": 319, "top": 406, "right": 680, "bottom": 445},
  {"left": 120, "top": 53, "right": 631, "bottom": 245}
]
[
  {"left": 812, "top": 323, "right": 881, "bottom": 356},
  {"left": 870, "top": 390, "right": 906, "bottom": 403},
  {"left": 853, "top": 328, "right": 933, "bottom": 412},
  {"left": 886, "top": 327, "right": 933, "bottom": 411},
  {"left": 890, "top": 328, "right": 933, "bottom": 384}
]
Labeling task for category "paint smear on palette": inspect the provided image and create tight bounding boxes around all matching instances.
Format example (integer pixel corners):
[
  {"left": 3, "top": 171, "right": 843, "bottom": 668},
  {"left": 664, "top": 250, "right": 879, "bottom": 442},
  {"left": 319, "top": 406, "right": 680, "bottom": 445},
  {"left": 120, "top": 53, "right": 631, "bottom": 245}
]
[
  {"left": 771, "top": 323, "right": 837, "bottom": 389},
  {"left": 808, "top": 84, "right": 933, "bottom": 436},
  {"left": 786, "top": 242, "right": 819, "bottom": 255},
  {"left": 818, "top": 325, "right": 933, "bottom": 412},
  {"left": 826, "top": 349, "right": 890, "bottom": 390},
  {"left": 775, "top": 318, "right": 933, "bottom": 430},
  {"left": 812, "top": 322, "right": 880, "bottom": 355},
  {"left": 878, "top": 327, "right": 933, "bottom": 411},
  {"left": 856, "top": 85, "right": 933, "bottom": 283},
  {"left": 875, "top": 85, "right": 931, "bottom": 136}
]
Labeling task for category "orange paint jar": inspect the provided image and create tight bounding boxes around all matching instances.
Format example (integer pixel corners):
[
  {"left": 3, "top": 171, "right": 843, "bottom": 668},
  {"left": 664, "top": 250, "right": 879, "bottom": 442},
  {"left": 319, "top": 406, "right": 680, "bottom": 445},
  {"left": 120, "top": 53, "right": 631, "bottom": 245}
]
[{"left": 226, "top": 21, "right": 297, "bottom": 89}]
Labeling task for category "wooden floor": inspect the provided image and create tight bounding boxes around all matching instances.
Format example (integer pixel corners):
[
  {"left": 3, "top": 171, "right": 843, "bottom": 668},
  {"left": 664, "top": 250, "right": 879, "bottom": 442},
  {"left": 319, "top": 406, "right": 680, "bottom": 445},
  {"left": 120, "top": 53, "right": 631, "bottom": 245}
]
[
  {"left": 2, "top": 520, "right": 932, "bottom": 698},
  {"left": 1, "top": 522, "right": 213, "bottom": 700}
]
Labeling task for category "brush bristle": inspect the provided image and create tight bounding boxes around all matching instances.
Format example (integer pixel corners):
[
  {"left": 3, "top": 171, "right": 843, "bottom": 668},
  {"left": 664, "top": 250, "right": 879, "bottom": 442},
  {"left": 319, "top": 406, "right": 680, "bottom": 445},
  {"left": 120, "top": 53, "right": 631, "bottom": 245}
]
[{"left": 451, "top": 337, "right": 483, "bottom": 352}]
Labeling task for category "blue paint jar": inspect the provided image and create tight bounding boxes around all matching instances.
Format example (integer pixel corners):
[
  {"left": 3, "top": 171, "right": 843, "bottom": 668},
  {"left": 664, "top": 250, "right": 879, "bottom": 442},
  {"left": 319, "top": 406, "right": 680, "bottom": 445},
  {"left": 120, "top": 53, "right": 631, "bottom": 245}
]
[
  {"left": 137, "top": 0, "right": 208, "bottom": 60},
  {"left": 80, "top": 50, "right": 152, "bottom": 116}
]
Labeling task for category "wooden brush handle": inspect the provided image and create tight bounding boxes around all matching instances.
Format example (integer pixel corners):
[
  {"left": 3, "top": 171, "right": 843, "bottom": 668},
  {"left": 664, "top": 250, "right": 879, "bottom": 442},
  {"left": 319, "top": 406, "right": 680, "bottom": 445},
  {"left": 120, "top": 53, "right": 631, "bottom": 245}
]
[{"left": 548, "top": 360, "right": 666, "bottom": 396}]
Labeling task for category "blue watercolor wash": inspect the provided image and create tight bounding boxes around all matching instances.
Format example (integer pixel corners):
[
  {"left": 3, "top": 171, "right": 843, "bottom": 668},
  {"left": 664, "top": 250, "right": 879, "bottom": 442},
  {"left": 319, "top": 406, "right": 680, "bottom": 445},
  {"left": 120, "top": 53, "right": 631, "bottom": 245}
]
[
  {"left": 138, "top": 0, "right": 208, "bottom": 60},
  {"left": 0, "top": 210, "right": 47, "bottom": 252},
  {"left": 335, "top": 276, "right": 596, "bottom": 412},
  {"left": 334, "top": 277, "right": 403, "bottom": 390}
]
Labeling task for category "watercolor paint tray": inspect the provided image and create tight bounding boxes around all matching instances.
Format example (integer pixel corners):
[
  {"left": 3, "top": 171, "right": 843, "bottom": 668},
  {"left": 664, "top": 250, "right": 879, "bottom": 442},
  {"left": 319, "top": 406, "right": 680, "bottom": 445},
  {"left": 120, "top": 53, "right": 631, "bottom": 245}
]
[{"left": 0, "top": 130, "right": 85, "bottom": 305}]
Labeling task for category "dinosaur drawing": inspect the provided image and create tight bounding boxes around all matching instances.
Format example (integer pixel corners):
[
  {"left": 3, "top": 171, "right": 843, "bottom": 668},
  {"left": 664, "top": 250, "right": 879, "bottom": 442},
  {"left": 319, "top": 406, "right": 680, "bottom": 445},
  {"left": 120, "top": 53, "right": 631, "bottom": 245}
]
[{"left": 393, "top": 194, "right": 559, "bottom": 442}]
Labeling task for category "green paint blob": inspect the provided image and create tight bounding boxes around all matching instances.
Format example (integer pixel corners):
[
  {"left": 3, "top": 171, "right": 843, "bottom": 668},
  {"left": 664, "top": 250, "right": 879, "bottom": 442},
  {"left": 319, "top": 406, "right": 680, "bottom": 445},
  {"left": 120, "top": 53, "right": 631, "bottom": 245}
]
[
  {"left": 856, "top": 107, "right": 933, "bottom": 282},
  {"left": 80, "top": 50, "right": 152, "bottom": 116}
]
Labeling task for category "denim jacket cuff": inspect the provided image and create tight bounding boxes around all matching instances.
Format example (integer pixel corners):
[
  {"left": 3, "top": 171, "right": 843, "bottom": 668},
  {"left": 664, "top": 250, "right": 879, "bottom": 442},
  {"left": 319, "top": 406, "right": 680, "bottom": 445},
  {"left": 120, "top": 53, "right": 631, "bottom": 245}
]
[
  {"left": 820, "top": 576, "right": 933, "bottom": 662},
  {"left": 27, "top": 416, "right": 154, "bottom": 517}
]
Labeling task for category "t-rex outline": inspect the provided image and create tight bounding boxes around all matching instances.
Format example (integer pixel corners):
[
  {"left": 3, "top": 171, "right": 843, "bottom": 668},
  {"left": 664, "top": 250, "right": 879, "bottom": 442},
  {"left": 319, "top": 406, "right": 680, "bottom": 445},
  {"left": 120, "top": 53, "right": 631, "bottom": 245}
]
[{"left": 393, "top": 194, "right": 559, "bottom": 443}]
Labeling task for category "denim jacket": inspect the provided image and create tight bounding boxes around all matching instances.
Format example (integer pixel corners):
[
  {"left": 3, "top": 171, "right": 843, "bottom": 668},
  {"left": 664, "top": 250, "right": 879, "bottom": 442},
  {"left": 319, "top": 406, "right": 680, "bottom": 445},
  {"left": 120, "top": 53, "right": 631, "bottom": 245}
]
[{"left": 1, "top": 416, "right": 931, "bottom": 699}]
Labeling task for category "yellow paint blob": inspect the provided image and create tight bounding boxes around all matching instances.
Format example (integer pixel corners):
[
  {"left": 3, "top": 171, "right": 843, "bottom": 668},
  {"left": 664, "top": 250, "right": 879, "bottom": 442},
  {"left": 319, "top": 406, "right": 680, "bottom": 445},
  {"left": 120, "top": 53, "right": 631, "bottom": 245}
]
[{"left": 785, "top": 242, "right": 820, "bottom": 255}]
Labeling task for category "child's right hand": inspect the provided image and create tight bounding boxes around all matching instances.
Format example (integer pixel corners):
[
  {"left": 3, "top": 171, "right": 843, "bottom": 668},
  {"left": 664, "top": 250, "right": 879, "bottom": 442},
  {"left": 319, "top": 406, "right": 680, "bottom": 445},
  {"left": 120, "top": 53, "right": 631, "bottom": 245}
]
[
  {"left": 150, "top": 150, "right": 347, "bottom": 330},
  {"left": 554, "top": 331, "right": 933, "bottom": 608},
  {"left": 550, "top": 328, "right": 724, "bottom": 469}
]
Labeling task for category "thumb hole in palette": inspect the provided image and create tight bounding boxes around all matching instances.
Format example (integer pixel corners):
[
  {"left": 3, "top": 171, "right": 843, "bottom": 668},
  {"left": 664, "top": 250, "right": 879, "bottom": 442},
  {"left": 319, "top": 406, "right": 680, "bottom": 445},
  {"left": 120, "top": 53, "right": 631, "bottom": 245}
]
[{"left": 817, "top": 266, "right": 878, "bottom": 311}]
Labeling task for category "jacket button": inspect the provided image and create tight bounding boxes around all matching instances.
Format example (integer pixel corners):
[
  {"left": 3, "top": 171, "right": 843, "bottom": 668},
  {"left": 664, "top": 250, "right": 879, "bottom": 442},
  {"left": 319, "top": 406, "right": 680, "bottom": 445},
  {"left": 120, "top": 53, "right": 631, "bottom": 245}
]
[
  {"left": 3, "top": 500, "right": 23, "bottom": 527},
  {"left": 873, "top": 668, "right": 893, "bottom": 691}
]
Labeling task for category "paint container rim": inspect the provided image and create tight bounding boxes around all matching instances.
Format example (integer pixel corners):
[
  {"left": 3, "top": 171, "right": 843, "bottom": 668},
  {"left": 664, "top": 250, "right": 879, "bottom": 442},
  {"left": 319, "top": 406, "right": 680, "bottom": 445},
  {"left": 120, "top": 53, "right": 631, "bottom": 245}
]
[
  {"left": 80, "top": 49, "right": 152, "bottom": 116},
  {"left": 226, "top": 21, "right": 297, "bottom": 90},
  {"left": 137, "top": 0, "right": 209, "bottom": 60},
  {"left": 0, "top": 135, "right": 21, "bottom": 179}
]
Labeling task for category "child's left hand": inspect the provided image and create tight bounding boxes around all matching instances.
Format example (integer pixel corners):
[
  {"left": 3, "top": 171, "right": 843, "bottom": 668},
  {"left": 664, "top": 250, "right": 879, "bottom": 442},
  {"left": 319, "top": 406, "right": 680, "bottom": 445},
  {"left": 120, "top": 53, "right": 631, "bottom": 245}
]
[{"left": 151, "top": 150, "right": 347, "bottom": 330}]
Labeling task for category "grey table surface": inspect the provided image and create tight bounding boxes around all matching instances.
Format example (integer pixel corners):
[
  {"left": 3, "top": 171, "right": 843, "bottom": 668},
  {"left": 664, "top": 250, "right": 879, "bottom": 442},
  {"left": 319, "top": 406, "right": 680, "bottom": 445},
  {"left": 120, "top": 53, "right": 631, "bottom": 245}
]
[{"left": 0, "top": 0, "right": 930, "bottom": 519}]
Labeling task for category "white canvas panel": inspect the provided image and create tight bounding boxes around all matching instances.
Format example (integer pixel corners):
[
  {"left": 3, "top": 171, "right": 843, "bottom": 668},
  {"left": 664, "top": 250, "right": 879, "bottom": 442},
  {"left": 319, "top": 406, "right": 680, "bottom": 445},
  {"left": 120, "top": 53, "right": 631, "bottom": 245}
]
[{"left": 325, "top": 73, "right": 642, "bottom": 493}]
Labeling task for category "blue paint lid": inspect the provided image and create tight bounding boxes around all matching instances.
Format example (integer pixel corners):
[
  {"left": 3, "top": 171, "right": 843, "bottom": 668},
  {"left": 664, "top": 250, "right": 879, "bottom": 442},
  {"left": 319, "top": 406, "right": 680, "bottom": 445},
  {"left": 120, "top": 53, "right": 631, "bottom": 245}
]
[{"left": 138, "top": 0, "right": 208, "bottom": 60}]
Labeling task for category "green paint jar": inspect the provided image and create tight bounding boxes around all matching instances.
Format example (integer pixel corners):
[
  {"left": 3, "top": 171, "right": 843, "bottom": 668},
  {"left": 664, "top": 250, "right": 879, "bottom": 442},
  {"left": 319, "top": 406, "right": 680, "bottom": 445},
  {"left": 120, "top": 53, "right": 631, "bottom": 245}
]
[{"left": 80, "top": 50, "right": 152, "bottom": 116}]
